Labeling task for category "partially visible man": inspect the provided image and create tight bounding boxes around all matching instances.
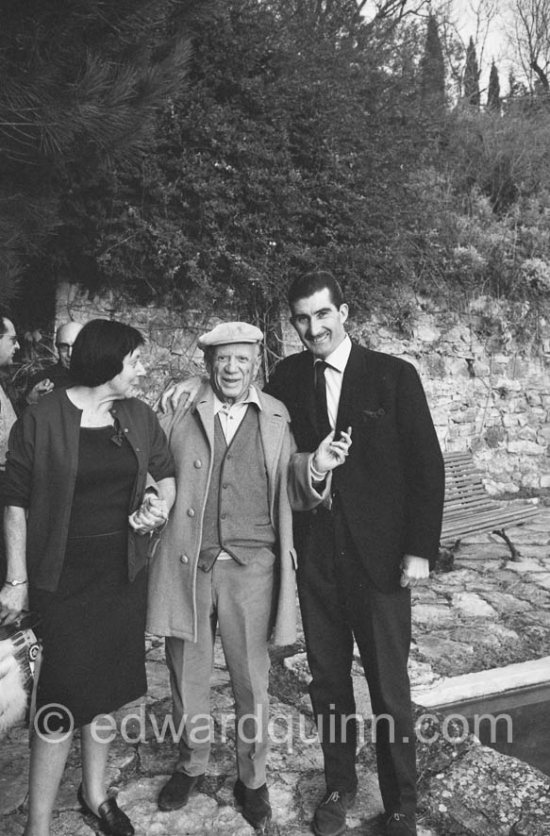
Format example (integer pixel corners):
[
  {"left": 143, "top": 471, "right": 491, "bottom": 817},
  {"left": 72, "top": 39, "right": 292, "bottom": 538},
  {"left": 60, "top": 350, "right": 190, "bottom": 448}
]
[
  {"left": 0, "top": 308, "right": 20, "bottom": 582},
  {"left": 25, "top": 320, "right": 82, "bottom": 404},
  {"left": 148, "top": 321, "right": 349, "bottom": 832}
]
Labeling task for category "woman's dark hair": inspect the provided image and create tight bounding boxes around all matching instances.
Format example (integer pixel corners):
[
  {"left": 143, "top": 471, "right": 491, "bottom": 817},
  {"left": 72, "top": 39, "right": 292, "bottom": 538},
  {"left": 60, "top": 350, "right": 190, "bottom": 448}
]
[
  {"left": 287, "top": 270, "right": 344, "bottom": 310},
  {"left": 0, "top": 306, "right": 13, "bottom": 334},
  {"left": 70, "top": 320, "right": 144, "bottom": 387}
]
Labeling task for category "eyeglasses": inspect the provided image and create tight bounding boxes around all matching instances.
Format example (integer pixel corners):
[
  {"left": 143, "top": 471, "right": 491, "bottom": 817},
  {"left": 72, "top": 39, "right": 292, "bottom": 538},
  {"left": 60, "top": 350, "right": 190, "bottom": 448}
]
[
  {"left": 0, "top": 334, "right": 19, "bottom": 345},
  {"left": 56, "top": 342, "right": 73, "bottom": 351}
]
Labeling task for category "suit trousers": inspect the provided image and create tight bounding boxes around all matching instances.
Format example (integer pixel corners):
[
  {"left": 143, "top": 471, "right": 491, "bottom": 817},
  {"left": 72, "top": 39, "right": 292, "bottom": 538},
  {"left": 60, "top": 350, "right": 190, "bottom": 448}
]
[
  {"left": 165, "top": 554, "right": 274, "bottom": 789},
  {"left": 296, "top": 501, "right": 416, "bottom": 817}
]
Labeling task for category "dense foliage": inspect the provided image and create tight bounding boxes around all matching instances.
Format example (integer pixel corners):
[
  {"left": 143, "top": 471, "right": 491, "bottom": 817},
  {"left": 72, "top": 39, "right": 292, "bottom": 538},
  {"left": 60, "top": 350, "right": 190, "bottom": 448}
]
[
  {"left": 0, "top": 0, "right": 208, "bottom": 325},
  {"left": 4, "top": 0, "right": 550, "bottom": 347},
  {"left": 58, "top": 0, "right": 441, "bottom": 333}
]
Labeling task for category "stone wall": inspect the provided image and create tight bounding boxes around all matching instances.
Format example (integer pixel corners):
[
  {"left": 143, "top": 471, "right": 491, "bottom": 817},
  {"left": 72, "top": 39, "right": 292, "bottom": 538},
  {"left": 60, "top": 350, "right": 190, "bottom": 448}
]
[
  {"left": 56, "top": 283, "right": 550, "bottom": 494},
  {"left": 348, "top": 297, "right": 550, "bottom": 496},
  {"left": 56, "top": 282, "right": 217, "bottom": 390}
]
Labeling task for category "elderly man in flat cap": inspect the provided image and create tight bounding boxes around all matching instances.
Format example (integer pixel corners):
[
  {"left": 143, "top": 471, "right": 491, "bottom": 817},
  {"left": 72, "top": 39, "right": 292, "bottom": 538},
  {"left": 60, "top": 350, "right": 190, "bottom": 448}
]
[{"left": 148, "top": 322, "right": 351, "bottom": 831}]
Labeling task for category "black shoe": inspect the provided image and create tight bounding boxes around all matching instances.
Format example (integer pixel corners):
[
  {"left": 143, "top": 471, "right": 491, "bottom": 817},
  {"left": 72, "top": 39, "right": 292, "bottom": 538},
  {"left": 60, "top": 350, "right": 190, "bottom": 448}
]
[
  {"left": 386, "top": 812, "right": 417, "bottom": 835},
  {"left": 234, "top": 779, "right": 272, "bottom": 830},
  {"left": 157, "top": 771, "right": 204, "bottom": 811},
  {"left": 77, "top": 784, "right": 134, "bottom": 836},
  {"left": 312, "top": 789, "right": 357, "bottom": 836}
]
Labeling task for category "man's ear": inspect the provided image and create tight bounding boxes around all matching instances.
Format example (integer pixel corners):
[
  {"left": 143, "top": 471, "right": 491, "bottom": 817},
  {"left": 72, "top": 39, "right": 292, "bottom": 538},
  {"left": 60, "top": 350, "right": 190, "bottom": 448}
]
[
  {"left": 253, "top": 347, "right": 263, "bottom": 377},
  {"left": 339, "top": 303, "right": 349, "bottom": 324}
]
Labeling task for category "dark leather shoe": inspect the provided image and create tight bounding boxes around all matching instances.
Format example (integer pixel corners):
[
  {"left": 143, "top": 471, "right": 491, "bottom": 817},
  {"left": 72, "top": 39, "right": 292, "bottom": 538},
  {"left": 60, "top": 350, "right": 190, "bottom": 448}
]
[
  {"left": 157, "top": 771, "right": 204, "bottom": 811},
  {"left": 77, "top": 784, "right": 134, "bottom": 836},
  {"left": 313, "top": 789, "right": 356, "bottom": 836},
  {"left": 234, "top": 779, "right": 272, "bottom": 830},
  {"left": 386, "top": 812, "right": 417, "bottom": 835}
]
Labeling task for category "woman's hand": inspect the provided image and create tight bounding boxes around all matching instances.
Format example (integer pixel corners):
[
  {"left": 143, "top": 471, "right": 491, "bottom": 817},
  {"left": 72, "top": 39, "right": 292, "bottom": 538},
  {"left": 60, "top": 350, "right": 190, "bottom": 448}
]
[
  {"left": 1, "top": 507, "right": 29, "bottom": 624},
  {"left": 0, "top": 583, "right": 29, "bottom": 625}
]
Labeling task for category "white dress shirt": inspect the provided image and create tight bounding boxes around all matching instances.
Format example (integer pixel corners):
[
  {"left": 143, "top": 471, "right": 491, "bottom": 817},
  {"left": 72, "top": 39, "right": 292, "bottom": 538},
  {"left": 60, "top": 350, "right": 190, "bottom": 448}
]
[
  {"left": 310, "top": 334, "right": 352, "bottom": 483},
  {"left": 316, "top": 333, "right": 352, "bottom": 429},
  {"left": 213, "top": 385, "right": 262, "bottom": 444}
]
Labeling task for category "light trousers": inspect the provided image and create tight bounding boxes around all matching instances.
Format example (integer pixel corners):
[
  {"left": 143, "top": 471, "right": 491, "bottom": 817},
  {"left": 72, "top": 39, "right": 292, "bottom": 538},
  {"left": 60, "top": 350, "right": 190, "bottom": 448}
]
[{"left": 165, "top": 554, "right": 275, "bottom": 788}]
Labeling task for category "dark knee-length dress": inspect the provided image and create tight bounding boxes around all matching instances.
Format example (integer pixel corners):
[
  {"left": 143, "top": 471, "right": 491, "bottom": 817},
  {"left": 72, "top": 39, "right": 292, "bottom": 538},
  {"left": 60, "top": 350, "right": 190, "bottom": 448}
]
[{"left": 31, "top": 426, "right": 147, "bottom": 730}]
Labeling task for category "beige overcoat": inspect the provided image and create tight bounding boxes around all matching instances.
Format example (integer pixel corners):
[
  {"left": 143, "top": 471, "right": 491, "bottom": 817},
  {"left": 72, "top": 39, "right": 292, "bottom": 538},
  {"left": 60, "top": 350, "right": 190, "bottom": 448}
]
[{"left": 147, "top": 383, "right": 304, "bottom": 646}]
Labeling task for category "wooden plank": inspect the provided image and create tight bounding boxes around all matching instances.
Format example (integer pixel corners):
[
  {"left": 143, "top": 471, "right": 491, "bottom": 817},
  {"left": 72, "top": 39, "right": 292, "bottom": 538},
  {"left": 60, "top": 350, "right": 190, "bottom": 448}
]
[
  {"left": 443, "top": 505, "right": 538, "bottom": 525},
  {"left": 442, "top": 510, "right": 537, "bottom": 535},
  {"left": 444, "top": 489, "right": 496, "bottom": 501},
  {"left": 441, "top": 508, "right": 538, "bottom": 539},
  {"left": 445, "top": 498, "right": 489, "bottom": 508}
]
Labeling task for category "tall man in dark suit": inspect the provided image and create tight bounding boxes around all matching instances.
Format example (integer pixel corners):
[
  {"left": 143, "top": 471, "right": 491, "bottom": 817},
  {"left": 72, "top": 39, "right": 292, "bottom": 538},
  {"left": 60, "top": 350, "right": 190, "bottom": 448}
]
[{"left": 265, "top": 272, "right": 445, "bottom": 836}]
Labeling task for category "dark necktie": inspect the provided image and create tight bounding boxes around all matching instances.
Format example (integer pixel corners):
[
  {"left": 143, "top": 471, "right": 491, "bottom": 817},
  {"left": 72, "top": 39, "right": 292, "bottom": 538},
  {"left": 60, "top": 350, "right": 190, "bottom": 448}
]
[{"left": 314, "top": 360, "right": 332, "bottom": 442}]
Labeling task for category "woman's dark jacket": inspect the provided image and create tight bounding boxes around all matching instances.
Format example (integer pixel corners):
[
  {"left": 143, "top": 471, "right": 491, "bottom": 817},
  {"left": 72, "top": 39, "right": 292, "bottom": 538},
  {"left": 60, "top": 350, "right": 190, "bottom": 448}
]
[{"left": 4, "top": 389, "right": 175, "bottom": 592}]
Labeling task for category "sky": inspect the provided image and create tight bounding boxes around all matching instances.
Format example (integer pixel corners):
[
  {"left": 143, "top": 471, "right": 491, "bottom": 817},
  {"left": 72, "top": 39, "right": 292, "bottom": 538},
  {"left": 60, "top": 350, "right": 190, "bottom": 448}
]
[
  {"left": 359, "top": 1, "right": 515, "bottom": 84},
  {"left": 358, "top": 0, "right": 523, "bottom": 95},
  {"left": 452, "top": 1, "right": 513, "bottom": 83}
]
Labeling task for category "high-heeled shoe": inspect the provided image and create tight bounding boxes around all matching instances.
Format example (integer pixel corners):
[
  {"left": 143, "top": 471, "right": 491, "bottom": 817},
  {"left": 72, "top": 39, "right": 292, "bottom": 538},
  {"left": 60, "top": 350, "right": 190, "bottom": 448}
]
[{"left": 77, "top": 783, "right": 135, "bottom": 836}]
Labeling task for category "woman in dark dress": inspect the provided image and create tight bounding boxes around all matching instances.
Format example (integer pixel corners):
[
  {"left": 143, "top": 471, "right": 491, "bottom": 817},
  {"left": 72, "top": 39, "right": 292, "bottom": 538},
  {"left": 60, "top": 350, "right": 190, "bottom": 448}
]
[{"left": 0, "top": 320, "right": 176, "bottom": 836}]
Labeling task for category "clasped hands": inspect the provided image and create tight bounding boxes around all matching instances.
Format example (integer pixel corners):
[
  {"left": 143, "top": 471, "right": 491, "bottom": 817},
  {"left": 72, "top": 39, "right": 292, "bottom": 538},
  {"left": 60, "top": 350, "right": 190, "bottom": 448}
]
[{"left": 129, "top": 493, "right": 169, "bottom": 535}]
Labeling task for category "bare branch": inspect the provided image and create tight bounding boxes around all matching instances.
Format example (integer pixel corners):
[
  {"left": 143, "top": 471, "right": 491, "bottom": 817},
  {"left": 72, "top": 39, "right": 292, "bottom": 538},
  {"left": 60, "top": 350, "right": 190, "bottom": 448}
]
[
  {"left": 506, "top": 0, "right": 550, "bottom": 91},
  {"left": 357, "top": 0, "right": 430, "bottom": 23}
]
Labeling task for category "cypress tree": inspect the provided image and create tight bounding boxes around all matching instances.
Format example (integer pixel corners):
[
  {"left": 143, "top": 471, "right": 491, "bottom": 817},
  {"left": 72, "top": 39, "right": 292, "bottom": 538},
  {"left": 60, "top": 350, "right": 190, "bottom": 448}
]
[
  {"left": 487, "top": 61, "right": 501, "bottom": 111},
  {"left": 464, "top": 37, "right": 480, "bottom": 108},
  {"left": 419, "top": 14, "right": 446, "bottom": 112}
]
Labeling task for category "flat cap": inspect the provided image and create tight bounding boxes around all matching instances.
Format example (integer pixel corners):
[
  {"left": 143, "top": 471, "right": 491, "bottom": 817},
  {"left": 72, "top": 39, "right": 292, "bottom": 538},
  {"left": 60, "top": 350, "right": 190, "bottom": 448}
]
[{"left": 198, "top": 321, "right": 264, "bottom": 348}]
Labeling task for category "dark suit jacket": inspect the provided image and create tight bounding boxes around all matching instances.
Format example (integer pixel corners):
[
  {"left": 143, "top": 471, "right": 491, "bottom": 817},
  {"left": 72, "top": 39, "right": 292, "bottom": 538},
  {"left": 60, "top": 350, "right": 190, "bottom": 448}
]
[{"left": 265, "top": 342, "right": 445, "bottom": 591}]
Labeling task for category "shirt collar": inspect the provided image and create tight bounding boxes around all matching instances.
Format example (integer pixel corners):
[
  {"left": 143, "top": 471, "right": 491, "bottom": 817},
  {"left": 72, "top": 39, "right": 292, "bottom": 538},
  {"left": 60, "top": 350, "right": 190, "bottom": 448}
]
[
  {"left": 213, "top": 384, "right": 262, "bottom": 415},
  {"left": 317, "top": 334, "right": 352, "bottom": 373}
]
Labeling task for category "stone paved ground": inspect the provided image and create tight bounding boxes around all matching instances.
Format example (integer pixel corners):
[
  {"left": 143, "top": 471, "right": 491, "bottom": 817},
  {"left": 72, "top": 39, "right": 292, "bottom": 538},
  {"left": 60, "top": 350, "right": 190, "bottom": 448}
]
[{"left": 2, "top": 503, "right": 550, "bottom": 836}]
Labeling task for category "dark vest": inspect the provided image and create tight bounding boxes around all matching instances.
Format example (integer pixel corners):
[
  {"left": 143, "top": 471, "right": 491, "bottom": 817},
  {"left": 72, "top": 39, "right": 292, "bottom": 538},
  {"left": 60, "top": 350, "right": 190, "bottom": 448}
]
[{"left": 198, "top": 406, "right": 276, "bottom": 571}]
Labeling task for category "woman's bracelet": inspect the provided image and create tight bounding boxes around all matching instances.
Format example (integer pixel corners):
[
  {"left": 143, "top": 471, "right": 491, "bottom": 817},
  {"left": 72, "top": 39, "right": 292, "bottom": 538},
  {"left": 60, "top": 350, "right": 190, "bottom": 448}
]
[{"left": 4, "top": 578, "right": 28, "bottom": 587}]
